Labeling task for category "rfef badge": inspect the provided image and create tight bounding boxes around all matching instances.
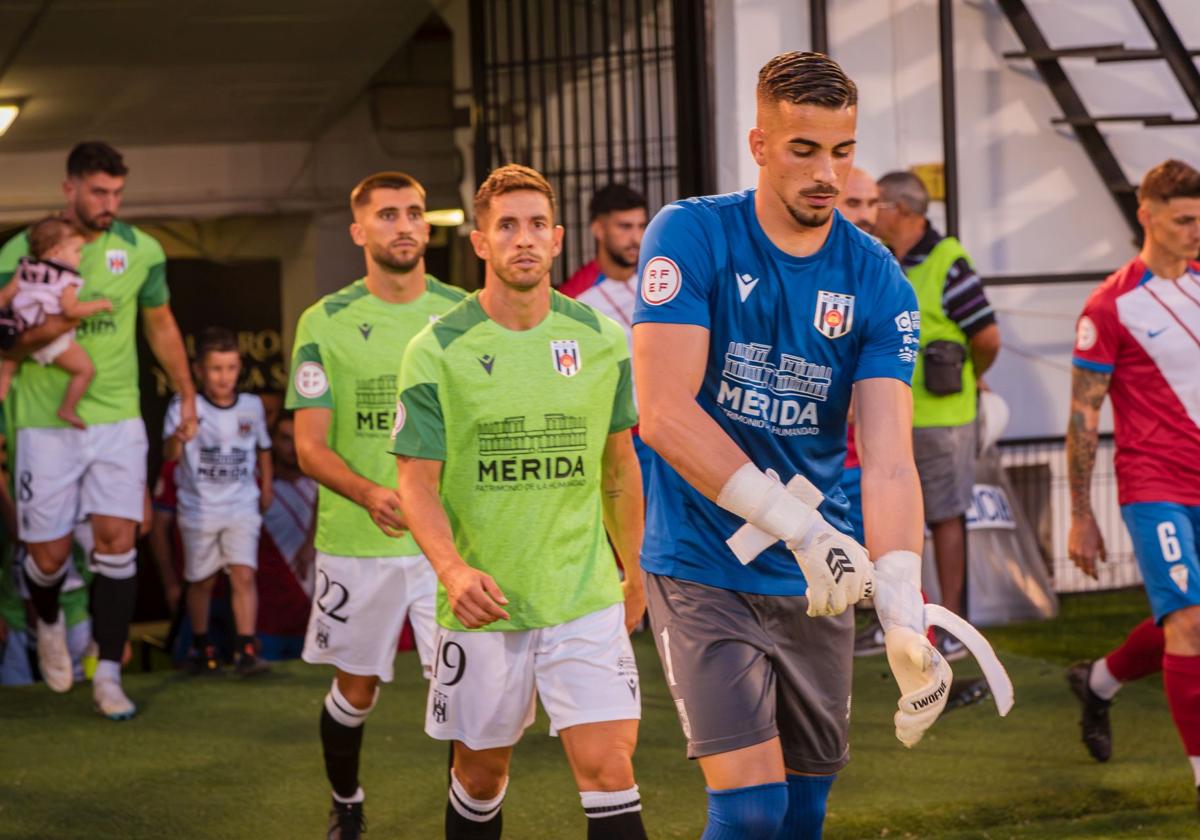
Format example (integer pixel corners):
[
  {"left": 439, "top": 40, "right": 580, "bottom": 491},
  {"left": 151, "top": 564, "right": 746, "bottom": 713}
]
[
  {"left": 550, "top": 339, "right": 582, "bottom": 377},
  {"left": 814, "top": 290, "right": 855, "bottom": 339}
]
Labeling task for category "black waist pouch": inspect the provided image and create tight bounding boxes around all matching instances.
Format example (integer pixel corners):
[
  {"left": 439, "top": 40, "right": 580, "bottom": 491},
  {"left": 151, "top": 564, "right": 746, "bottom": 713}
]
[{"left": 923, "top": 339, "right": 966, "bottom": 395}]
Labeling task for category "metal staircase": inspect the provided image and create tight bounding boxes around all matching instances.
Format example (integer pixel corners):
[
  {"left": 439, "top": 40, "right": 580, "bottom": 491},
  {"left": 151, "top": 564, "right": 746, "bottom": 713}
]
[{"left": 997, "top": 0, "right": 1200, "bottom": 236}]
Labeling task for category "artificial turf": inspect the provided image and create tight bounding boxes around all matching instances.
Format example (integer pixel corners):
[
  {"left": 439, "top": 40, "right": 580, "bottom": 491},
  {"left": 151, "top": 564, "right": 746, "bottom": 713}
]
[{"left": 1, "top": 588, "right": 1196, "bottom": 839}]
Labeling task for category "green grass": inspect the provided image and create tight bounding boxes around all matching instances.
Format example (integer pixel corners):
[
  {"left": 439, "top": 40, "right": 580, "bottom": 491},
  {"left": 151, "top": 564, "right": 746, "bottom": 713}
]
[{"left": 1, "top": 589, "right": 1196, "bottom": 839}]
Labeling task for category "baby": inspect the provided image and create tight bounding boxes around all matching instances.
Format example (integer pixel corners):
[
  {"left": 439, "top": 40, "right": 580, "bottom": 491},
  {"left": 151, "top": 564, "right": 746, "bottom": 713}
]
[{"left": 0, "top": 216, "right": 112, "bottom": 428}]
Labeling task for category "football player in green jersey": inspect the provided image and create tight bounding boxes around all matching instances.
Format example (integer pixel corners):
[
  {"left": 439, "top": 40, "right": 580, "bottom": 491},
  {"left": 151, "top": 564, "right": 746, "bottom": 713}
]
[
  {"left": 394, "top": 165, "right": 648, "bottom": 840},
  {"left": 0, "top": 142, "right": 195, "bottom": 719},
  {"left": 286, "top": 172, "right": 466, "bottom": 840}
]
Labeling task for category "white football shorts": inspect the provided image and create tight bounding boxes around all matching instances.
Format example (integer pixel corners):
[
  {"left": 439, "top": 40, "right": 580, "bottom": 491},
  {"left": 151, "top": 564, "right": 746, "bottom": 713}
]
[
  {"left": 15, "top": 418, "right": 148, "bottom": 543},
  {"left": 425, "top": 603, "right": 641, "bottom": 750},
  {"left": 178, "top": 513, "right": 262, "bottom": 582},
  {"left": 302, "top": 552, "right": 436, "bottom": 683}
]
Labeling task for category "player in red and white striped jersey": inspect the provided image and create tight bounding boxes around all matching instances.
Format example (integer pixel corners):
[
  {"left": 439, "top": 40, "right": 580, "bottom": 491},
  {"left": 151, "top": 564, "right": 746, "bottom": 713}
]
[{"left": 1066, "top": 159, "right": 1200, "bottom": 806}]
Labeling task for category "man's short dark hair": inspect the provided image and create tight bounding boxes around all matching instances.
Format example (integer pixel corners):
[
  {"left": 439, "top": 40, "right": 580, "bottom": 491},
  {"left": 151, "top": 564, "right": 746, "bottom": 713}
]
[
  {"left": 67, "top": 142, "right": 128, "bottom": 178},
  {"left": 878, "top": 171, "right": 930, "bottom": 217},
  {"left": 195, "top": 326, "right": 239, "bottom": 361},
  {"left": 588, "top": 184, "right": 647, "bottom": 221},
  {"left": 474, "top": 164, "right": 556, "bottom": 225},
  {"left": 350, "top": 171, "right": 427, "bottom": 212},
  {"left": 756, "top": 51, "right": 857, "bottom": 110},
  {"left": 1138, "top": 159, "right": 1200, "bottom": 204}
]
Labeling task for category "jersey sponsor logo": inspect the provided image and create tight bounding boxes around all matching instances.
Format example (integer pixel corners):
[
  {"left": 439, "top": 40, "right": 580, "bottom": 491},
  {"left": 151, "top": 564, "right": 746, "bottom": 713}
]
[
  {"left": 895, "top": 310, "right": 920, "bottom": 333},
  {"left": 477, "top": 354, "right": 495, "bottom": 375},
  {"left": 736, "top": 272, "right": 760, "bottom": 302},
  {"left": 641, "top": 255, "right": 681, "bottom": 305},
  {"left": 197, "top": 446, "right": 253, "bottom": 483},
  {"left": 391, "top": 399, "right": 406, "bottom": 440},
  {"left": 475, "top": 413, "right": 588, "bottom": 489},
  {"left": 77, "top": 315, "right": 117, "bottom": 336},
  {"left": 550, "top": 339, "right": 581, "bottom": 377},
  {"left": 106, "top": 249, "right": 127, "bottom": 275},
  {"left": 294, "top": 361, "right": 329, "bottom": 399},
  {"left": 1075, "top": 316, "right": 1098, "bottom": 351},
  {"left": 355, "top": 374, "right": 398, "bottom": 433},
  {"left": 814, "top": 290, "right": 854, "bottom": 339},
  {"left": 358, "top": 322, "right": 373, "bottom": 340},
  {"left": 717, "top": 341, "right": 829, "bottom": 436}
]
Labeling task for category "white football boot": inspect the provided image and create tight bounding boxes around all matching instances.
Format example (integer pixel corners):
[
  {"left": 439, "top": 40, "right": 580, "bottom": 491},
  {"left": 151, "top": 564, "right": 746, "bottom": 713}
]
[
  {"left": 93, "top": 676, "right": 137, "bottom": 721},
  {"left": 36, "top": 613, "right": 74, "bottom": 693}
]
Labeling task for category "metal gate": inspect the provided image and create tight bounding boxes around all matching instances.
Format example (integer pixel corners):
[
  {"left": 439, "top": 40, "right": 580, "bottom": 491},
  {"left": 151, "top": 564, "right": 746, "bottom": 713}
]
[{"left": 469, "top": 0, "right": 713, "bottom": 286}]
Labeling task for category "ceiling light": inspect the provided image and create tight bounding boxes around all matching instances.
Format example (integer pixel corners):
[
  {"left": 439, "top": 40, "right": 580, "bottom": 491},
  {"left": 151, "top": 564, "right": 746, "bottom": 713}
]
[
  {"left": 425, "top": 208, "right": 465, "bottom": 227},
  {"left": 0, "top": 103, "right": 20, "bottom": 137}
]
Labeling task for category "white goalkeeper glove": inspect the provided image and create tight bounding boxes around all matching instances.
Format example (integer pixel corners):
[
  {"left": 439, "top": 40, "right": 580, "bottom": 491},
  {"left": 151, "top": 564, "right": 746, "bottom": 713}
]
[
  {"left": 718, "top": 463, "right": 872, "bottom": 617},
  {"left": 873, "top": 549, "right": 952, "bottom": 748}
]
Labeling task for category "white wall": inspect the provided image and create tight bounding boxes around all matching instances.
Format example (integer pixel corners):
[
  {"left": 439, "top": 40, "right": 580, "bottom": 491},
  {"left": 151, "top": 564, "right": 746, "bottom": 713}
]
[{"left": 710, "top": 0, "right": 1199, "bottom": 437}]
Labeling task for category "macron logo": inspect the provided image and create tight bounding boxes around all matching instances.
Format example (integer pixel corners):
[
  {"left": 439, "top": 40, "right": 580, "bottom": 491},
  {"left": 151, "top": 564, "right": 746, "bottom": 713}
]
[{"left": 736, "top": 272, "right": 760, "bottom": 302}]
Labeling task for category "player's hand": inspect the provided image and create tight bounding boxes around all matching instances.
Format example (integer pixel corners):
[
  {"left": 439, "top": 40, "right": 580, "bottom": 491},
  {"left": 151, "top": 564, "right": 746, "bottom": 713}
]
[
  {"left": 873, "top": 550, "right": 952, "bottom": 747},
  {"left": 176, "top": 395, "right": 199, "bottom": 443},
  {"left": 790, "top": 523, "right": 873, "bottom": 617},
  {"left": 622, "top": 577, "right": 646, "bottom": 633},
  {"left": 1068, "top": 514, "right": 1106, "bottom": 579},
  {"left": 886, "top": 626, "right": 952, "bottom": 747},
  {"left": 97, "top": 298, "right": 113, "bottom": 313},
  {"left": 441, "top": 563, "right": 510, "bottom": 628},
  {"left": 363, "top": 485, "right": 406, "bottom": 538}
]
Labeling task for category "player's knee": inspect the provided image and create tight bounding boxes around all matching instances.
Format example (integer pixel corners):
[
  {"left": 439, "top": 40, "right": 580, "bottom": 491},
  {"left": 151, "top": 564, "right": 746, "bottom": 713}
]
[
  {"left": 25, "top": 548, "right": 69, "bottom": 578},
  {"left": 454, "top": 760, "right": 507, "bottom": 801},
  {"left": 333, "top": 675, "right": 379, "bottom": 713},
  {"left": 578, "top": 749, "right": 635, "bottom": 791},
  {"left": 1164, "top": 606, "right": 1200, "bottom": 652},
  {"left": 704, "top": 782, "right": 788, "bottom": 838},
  {"left": 91, "top": 519, "right": 136, "bottom": 554},
  {"left": 228, "top": 565, "right": 256, "bottom": 588}
]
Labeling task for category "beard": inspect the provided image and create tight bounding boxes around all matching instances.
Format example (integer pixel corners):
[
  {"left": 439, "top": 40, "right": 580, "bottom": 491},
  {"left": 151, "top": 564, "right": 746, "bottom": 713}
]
[
  {"left": 782, "top": 197, "right": 836, "bottom": 228},
  {"left": 75, "top": 201, "right": 114, "bottom": 232},
  {"left": 493, "top": 255, "right": 550, "bottom": 291},
  {"left": 368, "top": 239, "right": 424, "bottom": 273},
  {"left": 602, "top": 242, "right": 637, "bottom": 270}
]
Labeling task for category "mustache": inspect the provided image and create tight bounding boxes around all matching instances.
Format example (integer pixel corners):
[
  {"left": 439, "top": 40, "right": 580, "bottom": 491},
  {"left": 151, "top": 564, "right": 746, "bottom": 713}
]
[{"left": 801, "top": 186, "right": 839, "bottom": 197}]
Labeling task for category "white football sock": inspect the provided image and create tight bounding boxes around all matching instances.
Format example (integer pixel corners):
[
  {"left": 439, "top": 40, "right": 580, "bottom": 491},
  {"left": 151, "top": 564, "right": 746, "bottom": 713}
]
[{"left": 1088, "top": 658, "right": 1121, "bottom": 701}]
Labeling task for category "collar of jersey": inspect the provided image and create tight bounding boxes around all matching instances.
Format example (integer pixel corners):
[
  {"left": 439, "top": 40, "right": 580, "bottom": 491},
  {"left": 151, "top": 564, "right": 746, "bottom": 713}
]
[
  {"left": 747, "top": 190, "right": 844, "bottom": 268},
  {"left": 466, "top": 290, "right": 556, "bottom": 335}
]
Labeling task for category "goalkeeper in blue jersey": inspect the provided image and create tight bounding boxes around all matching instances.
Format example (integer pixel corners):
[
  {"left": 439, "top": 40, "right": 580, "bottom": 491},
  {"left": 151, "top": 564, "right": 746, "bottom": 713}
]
[{"left": 632, "top": 52, "right": 961, "bottom": 839}]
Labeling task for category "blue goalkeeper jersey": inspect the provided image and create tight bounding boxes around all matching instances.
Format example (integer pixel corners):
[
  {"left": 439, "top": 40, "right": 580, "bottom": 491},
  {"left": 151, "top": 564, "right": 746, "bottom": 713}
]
[{"left": 632, "top": 190, "right": 919, "bottom": 596}]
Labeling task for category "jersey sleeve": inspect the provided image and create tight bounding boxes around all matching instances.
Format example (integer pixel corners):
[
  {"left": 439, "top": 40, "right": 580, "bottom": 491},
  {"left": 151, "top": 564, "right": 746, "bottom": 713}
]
[
  {"left": 0, "top": 232, "right": 29, "bottom": 288},
  {"left": 254, "top": 397, "right": 272, "bottom": 449},
  {"left": 286, "top": 308, "right": 334, "bottom": 410},
  {"left": 1072, "top": 289, "right": 1118, "bottom": 374},
  {"left": 389, "top": 331, "right": 446, "bottom": 461},
  {"left": 162, "top": 395, "right": 181, "bottom": 440},
  {"left": 854, "top": 259, "right": 921, "bottom": 384},
  {"left": 605, "top": 322, "right": 637, "bottom": 433},
  {"left": 137, "top": 233, "right": 169, "bottom": 308},
  {"left": 632, "top": 202, "right": 716, "bottom": 328}
]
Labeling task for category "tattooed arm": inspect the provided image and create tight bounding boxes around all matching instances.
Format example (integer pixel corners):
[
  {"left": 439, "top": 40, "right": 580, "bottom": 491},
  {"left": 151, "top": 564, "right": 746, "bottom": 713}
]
[
  {"left": 1066, "top": 365, "right": 1112, "bottom": 578},
  {"left": 601, "top": 429, "right": 645, "bottom": 632}
]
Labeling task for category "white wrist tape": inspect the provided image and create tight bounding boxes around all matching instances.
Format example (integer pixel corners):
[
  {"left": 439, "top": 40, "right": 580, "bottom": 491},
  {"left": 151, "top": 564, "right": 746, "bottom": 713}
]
[
  {"left": 719, "top": 464, "right": 823, "bottom": 565},
  {"left": 872, "top": 550, "right": 924, "bottom": 634}
]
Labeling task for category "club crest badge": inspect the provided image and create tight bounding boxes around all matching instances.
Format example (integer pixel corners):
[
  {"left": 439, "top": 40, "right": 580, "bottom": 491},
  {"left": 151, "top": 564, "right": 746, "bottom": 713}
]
[
  {"left": 550, "top": 339, "right": 582, "bottom": 377},
  {"left": 814, "top": 290, "right": 854, "bottom": 339},
  {"left": 106, "top": 249, "right": 128, "bottom": 275},
  {"left": 237, "top": 416, "right": 254, "bottom": 438}
]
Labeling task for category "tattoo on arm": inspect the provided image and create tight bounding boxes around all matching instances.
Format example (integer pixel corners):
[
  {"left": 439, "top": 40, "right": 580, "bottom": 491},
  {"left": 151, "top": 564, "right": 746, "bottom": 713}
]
[{"left": 1066, "top": 367, "right": 1111, "bottom": 517}]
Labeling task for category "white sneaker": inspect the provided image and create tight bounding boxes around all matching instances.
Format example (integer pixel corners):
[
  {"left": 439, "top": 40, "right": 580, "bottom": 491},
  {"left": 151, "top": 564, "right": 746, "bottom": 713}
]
[
  {"left": 36, "top": 613, "right": 73, "bottom": 693},
  {"left": 93, "top": 677, "right": 137, "bottom": 720}
]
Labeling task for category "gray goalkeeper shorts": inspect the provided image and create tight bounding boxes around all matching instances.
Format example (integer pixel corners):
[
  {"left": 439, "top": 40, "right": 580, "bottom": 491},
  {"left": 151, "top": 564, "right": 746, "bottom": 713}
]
[{"left": 645, "top": 572, "right": 853, "bottom": 775}]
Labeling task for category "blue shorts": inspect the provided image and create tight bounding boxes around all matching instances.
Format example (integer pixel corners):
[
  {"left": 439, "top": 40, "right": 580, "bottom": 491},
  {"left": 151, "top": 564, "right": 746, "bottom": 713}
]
[
  {"left": 840, "top": 466, "right": 864, "bottom": 545},
  {"left": 1121, "top": 502, "right": 1200, "bottom": 623}
]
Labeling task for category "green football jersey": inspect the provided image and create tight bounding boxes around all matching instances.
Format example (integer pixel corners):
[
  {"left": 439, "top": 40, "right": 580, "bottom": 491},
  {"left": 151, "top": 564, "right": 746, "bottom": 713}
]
[
  {"left": 390, "top": 290, "right": 637, "bottom": 631},
  {"left": 0, "top": 221, "right": 169, "bottom": 429},
  {"left": 287, "top": 276, "right": 466, "bottom": 558}
]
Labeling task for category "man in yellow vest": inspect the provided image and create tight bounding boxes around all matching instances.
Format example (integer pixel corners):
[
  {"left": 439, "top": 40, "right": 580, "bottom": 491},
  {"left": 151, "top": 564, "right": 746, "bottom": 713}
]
[{"left": 873, "top": 171, "right": 1001, "bottom": 658}]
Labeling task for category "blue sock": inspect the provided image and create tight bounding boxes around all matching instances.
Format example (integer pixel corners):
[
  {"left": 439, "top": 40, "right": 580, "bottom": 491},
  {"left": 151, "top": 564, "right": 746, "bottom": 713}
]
[
  {"left": 701, "top": 782, "right": 788, "bottom": 839},
  {"left": 782, "top": 773, "right": 835, "bottom": 839}
]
